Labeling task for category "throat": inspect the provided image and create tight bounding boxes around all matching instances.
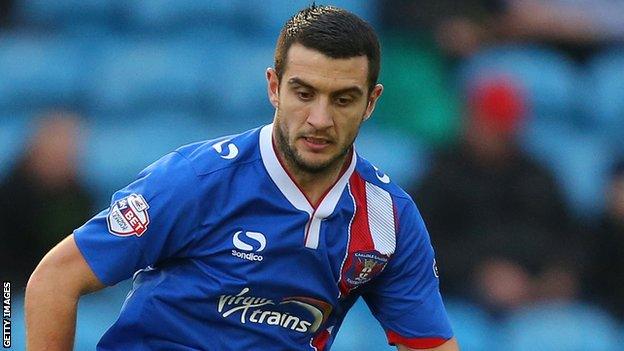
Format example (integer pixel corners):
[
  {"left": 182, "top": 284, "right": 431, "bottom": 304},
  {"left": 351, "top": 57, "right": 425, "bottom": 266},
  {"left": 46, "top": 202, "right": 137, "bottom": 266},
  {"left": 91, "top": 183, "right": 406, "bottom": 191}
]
[
  {"left": 297, "top": 174, "right": 338, "bottom": 208},
  {"left": 274, "top": 140, "right": 353, "bottom": 208},
  {"left": 289, "top": 156, "right": 351, "bottom": 208}
]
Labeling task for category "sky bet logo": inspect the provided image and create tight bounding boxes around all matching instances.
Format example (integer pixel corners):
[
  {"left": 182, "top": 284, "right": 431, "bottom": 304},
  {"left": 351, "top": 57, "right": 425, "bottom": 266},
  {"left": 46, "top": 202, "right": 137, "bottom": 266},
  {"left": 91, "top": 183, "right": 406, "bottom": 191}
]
[
  {"left": 232, "top": 230, "right": 266, "bottom": 261},
  {"left": 106, "top": 193, "right": 150, "bottom": 237}
]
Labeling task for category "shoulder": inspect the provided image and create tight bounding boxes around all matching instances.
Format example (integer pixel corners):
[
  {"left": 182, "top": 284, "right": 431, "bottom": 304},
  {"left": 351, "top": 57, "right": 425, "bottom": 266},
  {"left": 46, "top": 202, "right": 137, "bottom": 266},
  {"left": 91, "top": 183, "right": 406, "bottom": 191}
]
[
  {"left": 353, "top": 153, "right": 424, "bottom": 232},
  {"left": 173, "top": 126, "right": 263, "bottom": 177},
  {"left": 133, "top": 126, "right": 262, "bottom": 195},
  {"left": 353, "top": 153, "right": 413, "bottom": 202}
]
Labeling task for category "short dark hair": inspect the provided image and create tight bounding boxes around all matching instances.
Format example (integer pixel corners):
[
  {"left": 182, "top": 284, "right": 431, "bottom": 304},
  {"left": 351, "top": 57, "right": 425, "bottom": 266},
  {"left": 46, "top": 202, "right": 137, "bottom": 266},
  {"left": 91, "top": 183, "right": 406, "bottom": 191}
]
[{"left": 274, "top": 4, "right": 381, "bottom": 95}]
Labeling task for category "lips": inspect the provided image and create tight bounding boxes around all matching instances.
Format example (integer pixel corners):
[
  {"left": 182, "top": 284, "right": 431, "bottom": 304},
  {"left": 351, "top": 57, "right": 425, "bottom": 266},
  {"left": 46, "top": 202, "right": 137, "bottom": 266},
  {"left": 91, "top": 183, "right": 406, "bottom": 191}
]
[
  {"left": 301, "top": 136, "right": 332, "bottom": 152},
  {"left": 304, "top": 137, "right": 330, "bottom": 145}
]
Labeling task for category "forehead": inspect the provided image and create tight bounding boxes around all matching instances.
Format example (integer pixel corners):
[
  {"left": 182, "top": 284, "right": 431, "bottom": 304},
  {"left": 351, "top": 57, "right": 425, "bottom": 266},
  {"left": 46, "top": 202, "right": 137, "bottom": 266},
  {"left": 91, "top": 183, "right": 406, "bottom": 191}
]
[{"left": 283, "top": 43, "right": 368, "bottom": 91}]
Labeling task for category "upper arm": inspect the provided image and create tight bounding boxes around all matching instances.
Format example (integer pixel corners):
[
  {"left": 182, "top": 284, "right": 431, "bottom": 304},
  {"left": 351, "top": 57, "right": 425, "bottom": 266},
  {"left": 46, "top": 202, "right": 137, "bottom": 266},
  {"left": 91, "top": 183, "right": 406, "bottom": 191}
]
[
  {"left": 397, "top": 337, "right": 459, "bottom": 351},
  {"left": 29, "top": 234, "right": 105, "bottom": 296},
  {"left": 363, "top": 200, "right": 453, "bottom": 348}
]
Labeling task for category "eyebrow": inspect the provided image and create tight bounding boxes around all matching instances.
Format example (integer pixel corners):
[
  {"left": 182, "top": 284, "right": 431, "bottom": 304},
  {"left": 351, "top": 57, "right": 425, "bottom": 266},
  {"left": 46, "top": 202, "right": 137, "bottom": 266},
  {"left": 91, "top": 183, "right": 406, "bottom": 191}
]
[{"left": 287, "top": 77, "right": 364, "bottom": 97}]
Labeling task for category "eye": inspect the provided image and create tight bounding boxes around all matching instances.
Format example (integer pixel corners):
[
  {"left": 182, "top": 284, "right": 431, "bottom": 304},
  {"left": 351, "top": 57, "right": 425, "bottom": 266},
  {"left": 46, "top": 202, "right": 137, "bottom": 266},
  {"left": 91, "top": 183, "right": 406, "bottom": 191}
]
[
  {"left": 297, "top": 91, "right": 313, "bottom": 101},
  {"left": 335, "top": 96, "right": 353, "bottom": 106}
]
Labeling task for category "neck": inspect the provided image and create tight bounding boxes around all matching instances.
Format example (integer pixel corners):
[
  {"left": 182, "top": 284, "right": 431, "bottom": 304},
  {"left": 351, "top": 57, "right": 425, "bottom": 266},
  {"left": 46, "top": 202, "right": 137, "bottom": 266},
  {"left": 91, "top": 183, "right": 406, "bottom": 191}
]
[
  {"left": 273, "top": 139, "right": 352, "bottom": 207},
  {"left": 294, "top": 153, "right": 351, "bottom": 207}
]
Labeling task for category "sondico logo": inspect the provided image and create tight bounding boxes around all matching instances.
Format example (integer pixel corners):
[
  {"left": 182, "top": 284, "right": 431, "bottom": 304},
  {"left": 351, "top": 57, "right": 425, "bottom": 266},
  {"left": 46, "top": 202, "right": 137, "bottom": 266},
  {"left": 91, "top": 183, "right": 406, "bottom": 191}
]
[
  {"left": 232, "top": 231, "right": 266, "bottom": 261},
  {"left": 217, "top": 288, "right": 332, "bottom": 334},
  {"left": 373, "top": 165, "right": 390, "bottom": 184},
  {"left": 212, "top": 139, "right": 238, "bottom": 159}
]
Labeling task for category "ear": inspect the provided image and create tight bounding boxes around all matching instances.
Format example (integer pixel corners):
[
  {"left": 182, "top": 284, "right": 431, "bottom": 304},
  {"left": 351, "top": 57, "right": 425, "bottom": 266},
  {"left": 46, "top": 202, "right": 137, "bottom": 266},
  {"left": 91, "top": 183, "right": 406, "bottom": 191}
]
[
  {"left": 363, "top": 84, "right": 384, "bottom": 121},
  {"left": 266, "top": 68, "right": 280, "bottom": 109}
]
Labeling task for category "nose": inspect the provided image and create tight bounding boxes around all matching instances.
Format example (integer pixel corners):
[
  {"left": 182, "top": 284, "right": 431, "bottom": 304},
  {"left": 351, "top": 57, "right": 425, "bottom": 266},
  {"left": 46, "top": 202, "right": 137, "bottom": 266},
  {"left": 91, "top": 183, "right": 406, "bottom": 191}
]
[{"left": 306, "top": 97, "right": 333, "bottom": 130}]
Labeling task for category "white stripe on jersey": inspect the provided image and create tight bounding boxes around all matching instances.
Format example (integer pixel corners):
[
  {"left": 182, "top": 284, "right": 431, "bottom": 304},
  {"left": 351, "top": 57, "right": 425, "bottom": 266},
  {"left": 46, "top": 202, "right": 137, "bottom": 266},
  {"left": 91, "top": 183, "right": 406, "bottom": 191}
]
[{"left": 365, "top": 182, "right": 396, "bottom": 256}]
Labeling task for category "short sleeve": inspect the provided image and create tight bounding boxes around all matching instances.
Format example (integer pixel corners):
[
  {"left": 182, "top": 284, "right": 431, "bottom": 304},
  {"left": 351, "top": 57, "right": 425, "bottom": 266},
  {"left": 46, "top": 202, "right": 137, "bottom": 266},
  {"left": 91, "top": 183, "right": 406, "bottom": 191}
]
[
  {"left": 73, "top": 151, "right": 201, "bottom": 286},
  {"left": 362, "top": 201, "right": 453, "bottom": 349}
]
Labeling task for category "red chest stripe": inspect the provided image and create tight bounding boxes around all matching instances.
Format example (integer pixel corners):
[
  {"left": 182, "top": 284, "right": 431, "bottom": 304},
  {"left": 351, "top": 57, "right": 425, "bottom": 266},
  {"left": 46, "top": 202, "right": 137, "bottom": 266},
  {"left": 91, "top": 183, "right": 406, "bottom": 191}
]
[
  {"left": 348, "top": 174, "right": 375, "bottom": 250},
  {"left": 338, "top": 174, "right": 395, "bottom": 296}
]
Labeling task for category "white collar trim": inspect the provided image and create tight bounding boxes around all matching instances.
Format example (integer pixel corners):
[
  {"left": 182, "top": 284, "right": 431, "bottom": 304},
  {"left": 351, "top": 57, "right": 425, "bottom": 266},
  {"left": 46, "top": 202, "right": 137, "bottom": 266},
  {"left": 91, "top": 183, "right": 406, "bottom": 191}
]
[{"left": 259, "top": 124, "right": 357, "bottom": 248}]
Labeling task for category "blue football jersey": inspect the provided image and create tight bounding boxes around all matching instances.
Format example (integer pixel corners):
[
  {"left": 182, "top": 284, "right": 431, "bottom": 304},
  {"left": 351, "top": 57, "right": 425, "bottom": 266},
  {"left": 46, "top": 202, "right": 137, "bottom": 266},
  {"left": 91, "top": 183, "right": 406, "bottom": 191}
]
[{"left": 73, "top": 124, "right": 453, "bottom": 350}]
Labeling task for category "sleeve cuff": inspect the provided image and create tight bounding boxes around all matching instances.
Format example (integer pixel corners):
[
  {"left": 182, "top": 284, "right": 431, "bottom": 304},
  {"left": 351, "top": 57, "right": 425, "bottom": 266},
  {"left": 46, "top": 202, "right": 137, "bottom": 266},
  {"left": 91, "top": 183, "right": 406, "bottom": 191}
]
[{"left": 386, "top": 330, "right": 449, "bottom": 349}]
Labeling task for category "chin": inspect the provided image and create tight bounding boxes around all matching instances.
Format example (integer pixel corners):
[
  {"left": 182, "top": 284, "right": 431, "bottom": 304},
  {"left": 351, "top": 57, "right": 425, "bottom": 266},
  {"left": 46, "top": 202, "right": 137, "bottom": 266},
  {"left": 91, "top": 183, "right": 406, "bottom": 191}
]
[
  {"left": 297, "top": 159, "right": 333, "bottom": 173},
  {"left": 296, "top": 152, "right": 345, "bottom": 174}
]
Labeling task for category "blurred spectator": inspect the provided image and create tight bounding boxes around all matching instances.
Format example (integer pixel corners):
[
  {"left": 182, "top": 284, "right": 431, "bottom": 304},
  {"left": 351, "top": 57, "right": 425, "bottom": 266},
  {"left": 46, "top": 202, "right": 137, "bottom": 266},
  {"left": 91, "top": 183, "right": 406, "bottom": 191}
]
[
  {"left": 0, "top": 111, "right": 93, "bottom": 290},
  {"left": 375, "top": 0, "right": 503, "bottom": 146},
  {"left": 0, "top": 0, "right": 15, "bottom": 28},
  {"left": 380, "top": 0, "right": 624, "bottom": 62},
  {"left": 379, "top": 0, "right": 505, "bottom": 59},
  {"left": 410, "top": 77, "right": 581, "bottom": 314},
  {"left": 498, "top": 0, "right": 624, "bottom": 61},
  {"left": 584, "top": 160, "right": 624, "bottom": 320},
  {"left": 374, "top": 33, "right": 461, "bottom": 146}
]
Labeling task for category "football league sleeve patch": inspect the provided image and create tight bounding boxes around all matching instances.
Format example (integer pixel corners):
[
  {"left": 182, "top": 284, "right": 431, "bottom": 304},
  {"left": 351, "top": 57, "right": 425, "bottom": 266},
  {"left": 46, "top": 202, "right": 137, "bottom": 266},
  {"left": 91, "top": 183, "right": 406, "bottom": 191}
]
[
  {"left": 73, "top": 151, "right": 201, "bottom": 286},
  {"left": 362, "top": 201, "right": 453, "bottom": 348}
]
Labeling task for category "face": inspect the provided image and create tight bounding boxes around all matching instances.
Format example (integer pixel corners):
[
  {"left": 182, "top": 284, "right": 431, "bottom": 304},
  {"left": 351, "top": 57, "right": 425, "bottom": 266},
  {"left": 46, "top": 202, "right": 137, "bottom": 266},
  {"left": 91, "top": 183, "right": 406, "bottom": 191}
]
[{"left": 267, "top": 43, "right": 383, "bottom": 175}]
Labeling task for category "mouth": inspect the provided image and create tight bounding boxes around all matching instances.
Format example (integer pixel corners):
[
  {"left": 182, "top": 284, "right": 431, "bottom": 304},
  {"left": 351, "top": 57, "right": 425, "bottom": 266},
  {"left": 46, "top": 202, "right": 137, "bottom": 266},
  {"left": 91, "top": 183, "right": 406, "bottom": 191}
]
[
  {"left": 300, "top": 136, "right": 333, "bottom": 152},
  {"left": 303, "top": 136, "right": 331, "bottom": 145}
]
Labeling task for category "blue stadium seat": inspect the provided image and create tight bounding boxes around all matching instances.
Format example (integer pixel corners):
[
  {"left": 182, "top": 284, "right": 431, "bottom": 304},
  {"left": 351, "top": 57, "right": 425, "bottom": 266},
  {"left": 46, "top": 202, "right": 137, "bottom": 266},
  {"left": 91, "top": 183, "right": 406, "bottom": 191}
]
[
  {"left": 0, "top": 34, "right": 83, "bottom": 111},
  {"left": 83, "top": 112, "right": 237, "bottom": 206},
  {"left": 519, "top": 119, "right": 612, "bottom": 218},
  {"left": 121, "top": 0, "right": 237, "bottom": 34},
  {"left": 85, "top": 37, "right": 207, "bottom": 115},
  {"left": 14, "top": 0, "right": 117, "bottom": 32},
  {"left": 332, "top": 298, "right": 394, "bottom": 350},
  {"left": 502, "top": 302, "right": 620, "bottom": 351},
  {"left": 445, "top": 299, "right": 498, "bottom": 351},
  {"left": 583, "top": 48, "right": 624, "bottom": 153},
  {"left": 75, "top": 282, "right": 132, "bottom": 349},
  {"left": 458, "top": 45, "right": 579, "bottom": 124},
  {"left": 200, "top": 38, "right": 275, "bottom": 125},
  {"left": 583, "top": 48, "right": 624, "bottom": 127},
  {"left": 355, "top": 123, "right": 431, "bottom": 189},
  {"left": 0, "top": 114, "right": 30, "bottom": 180},
  {"left": 122, "top": 0, "right": 377, "bottom": 38},
  {"left": 239, "top": 0, "right": 379, "bottom": 38}
]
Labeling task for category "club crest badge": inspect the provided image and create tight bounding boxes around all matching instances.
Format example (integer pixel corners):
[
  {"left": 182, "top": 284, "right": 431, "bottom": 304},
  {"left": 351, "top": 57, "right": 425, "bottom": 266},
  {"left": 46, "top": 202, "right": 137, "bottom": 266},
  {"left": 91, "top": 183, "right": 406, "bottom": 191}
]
[
  {"left": 106, "top": 193, "right": 150, "bottom": 237},
  {"left": 343, "top": 251, "right": 389, "bottom": 289}
]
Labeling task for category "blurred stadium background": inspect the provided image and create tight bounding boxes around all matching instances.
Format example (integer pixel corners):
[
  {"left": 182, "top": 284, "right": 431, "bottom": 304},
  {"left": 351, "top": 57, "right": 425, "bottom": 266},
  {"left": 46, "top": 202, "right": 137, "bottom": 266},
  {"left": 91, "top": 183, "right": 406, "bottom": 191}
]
[{"left": 2, "top": 0, "right": 624, "bottom": 350}]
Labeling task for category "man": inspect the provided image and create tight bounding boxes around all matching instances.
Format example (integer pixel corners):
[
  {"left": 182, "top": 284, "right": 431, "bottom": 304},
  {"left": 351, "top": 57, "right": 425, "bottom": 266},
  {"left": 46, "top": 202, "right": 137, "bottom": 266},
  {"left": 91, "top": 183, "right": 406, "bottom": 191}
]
[
  {"left": 0, "top": 111, "right": 93, "bottom": 290},
  {"left": 584, "top": 160, "right": 624, "bottom": 320},
  {"left": 411, "top": 77, "right": 574, "bottom": 313},
  {"left": 26, "top": 5, "right": 458, "bottom": 351}
]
